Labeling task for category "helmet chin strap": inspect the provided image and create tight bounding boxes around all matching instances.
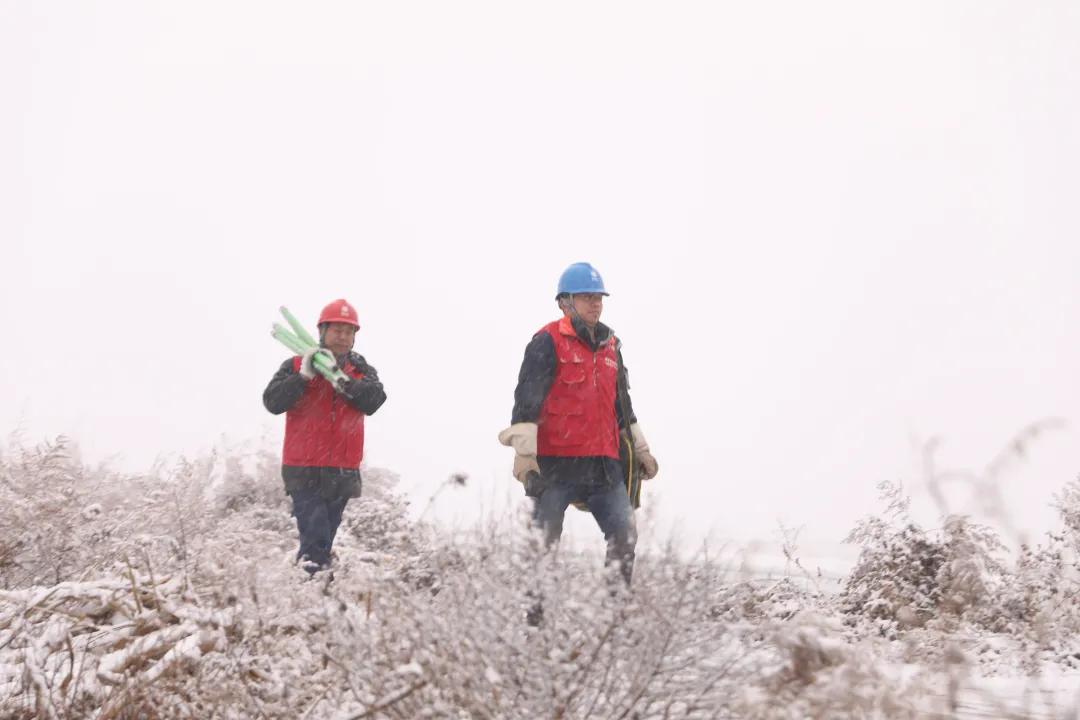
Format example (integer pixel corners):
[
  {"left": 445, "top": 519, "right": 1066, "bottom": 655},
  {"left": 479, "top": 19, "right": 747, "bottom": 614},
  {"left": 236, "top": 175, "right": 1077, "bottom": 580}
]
[
  {"left": 563, "top": 295, "right": 599, "bottom": 340},
  {"left": 565, "top": 295, "right": 580, "bottom": 321}
]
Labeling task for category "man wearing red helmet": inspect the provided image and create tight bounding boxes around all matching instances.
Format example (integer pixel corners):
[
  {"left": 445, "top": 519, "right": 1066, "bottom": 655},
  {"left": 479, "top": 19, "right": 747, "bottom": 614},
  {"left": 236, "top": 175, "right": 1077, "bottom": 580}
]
[{"left": 263, "top": 299, "right": 387, "bottom": 577}]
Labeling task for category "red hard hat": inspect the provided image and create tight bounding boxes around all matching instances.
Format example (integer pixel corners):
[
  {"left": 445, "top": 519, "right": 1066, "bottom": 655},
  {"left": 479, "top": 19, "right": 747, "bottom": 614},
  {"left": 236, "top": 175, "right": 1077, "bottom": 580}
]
[{"left": 318, "top": 299, "right": 360, "bottom": 328}]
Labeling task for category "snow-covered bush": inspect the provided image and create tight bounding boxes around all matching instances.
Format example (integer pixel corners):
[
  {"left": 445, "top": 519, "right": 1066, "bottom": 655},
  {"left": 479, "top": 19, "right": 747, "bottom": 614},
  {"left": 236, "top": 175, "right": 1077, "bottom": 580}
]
[
  {"left": 840, "top": 481, "right": 1008, "bottom": 636},
  {"left": 1053, "top": 473, "right": 1080, "bottom": 560},
  {"left": 841, "top": 481, "right": 943, "bottom": 634},
  {"left": 5, "top": 432, "right": 1080, "bottom": 718},
  {"left": 934, "top": 515, "right": 1008, "bottom": 622},
  {"left": 207, "top": 441, "right": 285, "bottom": 516},
  {"left": 308, "top": 531, "right": 757, "bottom": 719},
  {"left": 0, "top": 435, "right": 831, "bottom": 718},
  {"left": 735, "top": 611, "right": 933, "bottom": 719},
  {"left": 986, "top": 475, "right": 1080, "bottom": 658},
  {"left": 708, "top": 576, "right": 821, "bottom": 625},
  {"left": 0, "top": 435, "right": 114, "bottom": 587}
]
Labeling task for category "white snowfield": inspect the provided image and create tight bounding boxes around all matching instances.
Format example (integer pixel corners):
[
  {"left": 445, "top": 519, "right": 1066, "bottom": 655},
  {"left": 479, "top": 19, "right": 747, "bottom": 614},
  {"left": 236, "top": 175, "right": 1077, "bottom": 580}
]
[{"left": 1, "top": 436, "right": 1079, "bottom": 718}]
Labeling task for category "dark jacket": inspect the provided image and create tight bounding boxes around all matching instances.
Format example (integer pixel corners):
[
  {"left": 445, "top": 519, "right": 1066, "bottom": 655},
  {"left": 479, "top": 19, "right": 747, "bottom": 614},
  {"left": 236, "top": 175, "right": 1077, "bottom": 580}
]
[
  {"left": 263, "top": 351, "right": 386, "bottom": 495},
  {"left": 263, "top": 352, "right": 386, "bottom": 417},
  {"left": 510, "top": 316, "right": 637, "bottom": 489}
]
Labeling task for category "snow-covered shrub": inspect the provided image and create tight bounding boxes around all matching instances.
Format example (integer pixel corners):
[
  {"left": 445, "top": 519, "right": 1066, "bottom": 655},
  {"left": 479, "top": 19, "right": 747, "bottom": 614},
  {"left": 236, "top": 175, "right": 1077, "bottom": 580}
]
[
  {"left": 986, "top": 476, "right": 1080, "bottom": 657},
  {"left": 842, "top": 521, "right": 945, "bottom": 633},
  {"left": 934, "top": 515, "right": 1007, "bottom": 622},
  {"left": 736, "top": 611, "right": 932, "bottom": 719},
  {"left": 208, "top": 441, "right": 286, "bottom": 516},
  {"left": 0, "top": 440, "right": 763, "bottom": 719},
  {"left": 841, "top": 481, "right": 1007, "bottom": 635},
  {"left": 363, "top": 534, "right": 757, "bottom": 719},
  {"left": 0, "top": 436, "right": 100, "bottom": 587},
  {"left": 709, "top": 576, "right": 821, "bottom": 625},
  {"left": 0, "top": 433, "right": 296, "bottom": 587},
  {"left": 7, "top": 432, "right": 1080, "bottom": 718}
]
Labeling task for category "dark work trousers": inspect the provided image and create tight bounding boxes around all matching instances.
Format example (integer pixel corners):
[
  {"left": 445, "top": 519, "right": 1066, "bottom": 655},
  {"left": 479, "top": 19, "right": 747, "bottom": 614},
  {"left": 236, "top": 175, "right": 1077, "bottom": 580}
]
[
  {"left": 532, "top": 475, "right": 638, "bottom": 585},
  {"left": 284, "top": 467, "right": 360, "bottom": 575}
]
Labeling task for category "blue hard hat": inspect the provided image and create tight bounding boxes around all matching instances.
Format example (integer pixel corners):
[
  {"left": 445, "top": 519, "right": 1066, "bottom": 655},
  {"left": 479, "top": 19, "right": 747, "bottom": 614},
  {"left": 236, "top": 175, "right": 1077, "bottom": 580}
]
[{"left": 556, "top": 262, "right": 609, "bottom": 298}]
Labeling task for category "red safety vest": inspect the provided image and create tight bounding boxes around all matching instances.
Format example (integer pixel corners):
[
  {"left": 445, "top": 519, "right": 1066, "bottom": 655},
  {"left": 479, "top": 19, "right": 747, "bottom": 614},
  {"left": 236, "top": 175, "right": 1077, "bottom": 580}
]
[
  {"left": 536, "top": 317, "right": 620, "bottom": 459},
  {"left": 282, "top": 357, "right": 367, "bottom": 468}
]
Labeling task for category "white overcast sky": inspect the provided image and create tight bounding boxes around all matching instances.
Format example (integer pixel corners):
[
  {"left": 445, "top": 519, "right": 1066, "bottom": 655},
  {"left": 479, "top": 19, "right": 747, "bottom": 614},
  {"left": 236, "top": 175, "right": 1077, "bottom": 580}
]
[{"left": 3, "top": 1, "right": 1079, "bottom": 551}]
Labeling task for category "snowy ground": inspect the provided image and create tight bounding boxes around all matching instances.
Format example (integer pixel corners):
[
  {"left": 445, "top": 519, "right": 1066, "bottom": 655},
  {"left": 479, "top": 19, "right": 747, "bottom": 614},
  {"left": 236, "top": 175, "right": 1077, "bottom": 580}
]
[{"left": 3, "top": 436, "right": 1080, "bottom": 718}]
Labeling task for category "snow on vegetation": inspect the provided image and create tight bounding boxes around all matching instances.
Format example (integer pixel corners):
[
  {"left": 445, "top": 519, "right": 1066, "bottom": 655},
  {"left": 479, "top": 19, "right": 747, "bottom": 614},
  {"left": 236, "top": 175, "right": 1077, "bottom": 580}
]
[{"left": 1, "top": 432, "right": 1079, "bottom": 718}]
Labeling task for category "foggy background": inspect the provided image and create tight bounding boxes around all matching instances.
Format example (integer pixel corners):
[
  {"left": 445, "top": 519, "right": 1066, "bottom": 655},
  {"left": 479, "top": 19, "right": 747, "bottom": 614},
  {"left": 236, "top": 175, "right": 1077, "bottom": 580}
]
[{"left": 3, "top": 1, "right": 1079, "bottom": 557}]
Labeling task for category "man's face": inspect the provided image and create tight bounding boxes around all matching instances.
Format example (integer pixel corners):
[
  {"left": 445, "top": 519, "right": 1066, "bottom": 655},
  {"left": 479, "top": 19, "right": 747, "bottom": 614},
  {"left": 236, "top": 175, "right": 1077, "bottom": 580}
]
[
  {"left": 570, "top": 293, "right": 604, "bottom": 327},
  {"left": 322, "top": 322, "right": 357, "bottom": 356}
]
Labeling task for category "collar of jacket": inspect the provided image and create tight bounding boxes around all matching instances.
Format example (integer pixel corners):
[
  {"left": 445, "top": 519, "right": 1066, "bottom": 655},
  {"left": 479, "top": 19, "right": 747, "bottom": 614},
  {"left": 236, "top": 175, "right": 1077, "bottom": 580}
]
[{"left": 558, "top": 315, "right": 614, "bottom": 351}]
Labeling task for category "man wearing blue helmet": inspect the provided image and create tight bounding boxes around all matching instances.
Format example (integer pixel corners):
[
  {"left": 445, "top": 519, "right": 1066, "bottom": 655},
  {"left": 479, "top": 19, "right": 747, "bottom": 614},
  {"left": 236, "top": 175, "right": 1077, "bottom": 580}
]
[{"left": 499, "top": 262, "right": 659, "bottom": 588}]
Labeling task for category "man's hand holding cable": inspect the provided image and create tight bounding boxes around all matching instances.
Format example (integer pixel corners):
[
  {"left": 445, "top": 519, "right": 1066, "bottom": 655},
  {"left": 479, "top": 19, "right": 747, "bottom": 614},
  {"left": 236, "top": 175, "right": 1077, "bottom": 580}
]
[{"left": 630, "top": 423, "right": 659, "bottom": 480}]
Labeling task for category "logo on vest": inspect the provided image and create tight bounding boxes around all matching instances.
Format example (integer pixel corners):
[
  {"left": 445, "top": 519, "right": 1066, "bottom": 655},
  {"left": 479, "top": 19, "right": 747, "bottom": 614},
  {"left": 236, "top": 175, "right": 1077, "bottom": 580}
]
[{"left": 604, "top": 357, "right": 618, "bottom": 369}]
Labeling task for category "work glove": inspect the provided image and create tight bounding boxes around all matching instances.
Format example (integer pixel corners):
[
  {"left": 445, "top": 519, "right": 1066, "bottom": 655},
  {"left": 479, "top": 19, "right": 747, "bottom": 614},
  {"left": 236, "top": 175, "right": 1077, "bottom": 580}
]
[
  {"left": 499, "top": 422, "right": 539, "bottom": 485},
  {"left": 300, "top": 348, "right": 333, "bottom": 380},
  {"left": 336, "top": 376, "right": 388, "bottom": 416},
  {"left": 630, "top": 423, "right": 659, "bottom": 480},
  {"left": 339, "top": 375, "right": 382, "bottom": 393},
  {"left": 514, "top": 455, "right": 542, "bottom": 488}
]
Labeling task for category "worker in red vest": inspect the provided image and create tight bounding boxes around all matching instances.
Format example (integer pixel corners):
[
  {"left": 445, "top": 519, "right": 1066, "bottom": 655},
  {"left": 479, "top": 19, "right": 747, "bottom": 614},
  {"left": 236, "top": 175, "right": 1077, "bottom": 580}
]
[
  {"left": 263, "top": 299, "right": 387, "bottom": 576},
  {"left": 499, "top": 263, "right": 659, "bottom": 586}
]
